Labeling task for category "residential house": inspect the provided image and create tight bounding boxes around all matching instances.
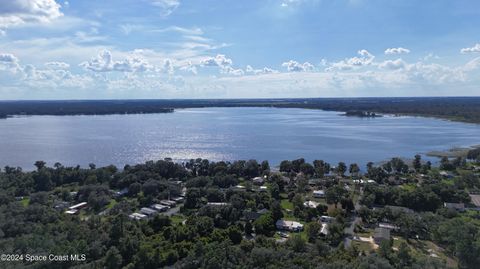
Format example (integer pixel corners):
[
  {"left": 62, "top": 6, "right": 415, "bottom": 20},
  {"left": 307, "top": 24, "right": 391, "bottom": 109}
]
[
  {"left": 304, "top": 200, "right": 319, "bottom": 209},
  {"left": 320, "top": 215, "right": 335, "bottom": 223},
  {"left": 129, "top": 213, "right": 147, "bottom": 220},
  {"left": 140, "top": 207, "right": 158, "bottom": 216},
  {"left": 150, "top": 204, "right": 169, "bottom": 212},
  {"left": 313, "top": 190, "right": 325, "bottom": 198},
  {"left": 275, "top": 220, "right": 304, "bottom": 232},
  {"left": 378, "top": 223, "right": 399, "bottom": 231},
  {"left": 374, "top": 227, "right": 391, "bottom": 244},
  {"left": 252, "top": 176, "right": 265, "bottom": 185},
  {"left": 160, "top": 200, "right": 176, "bottom": 208},
  {"left": 444, "top": 202, "right": 465, "bottom": 211}
]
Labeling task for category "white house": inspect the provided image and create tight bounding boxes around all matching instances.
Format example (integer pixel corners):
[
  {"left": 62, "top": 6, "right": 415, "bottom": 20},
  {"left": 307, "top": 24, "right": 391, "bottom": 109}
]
[
  {"left": 313, "top": 190, "right": 325, "bottom": 198},
  {"left": 252, "top": 176, "right": 265, "bottom": 185},
  {"left": 129, "top": 213, "right": 147, "bottom": 220},
  {"left": 275, "top": 220, "right": 304, "bottom": 232},
  {"left": 303, "top": 200, "right": 319, "bottom": 209}
]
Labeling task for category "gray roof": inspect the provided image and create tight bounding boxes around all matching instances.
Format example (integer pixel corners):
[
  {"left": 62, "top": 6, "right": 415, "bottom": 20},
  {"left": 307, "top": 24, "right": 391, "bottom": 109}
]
[{"left": 374, "top": 227, "right": 391, "bottom": 240}]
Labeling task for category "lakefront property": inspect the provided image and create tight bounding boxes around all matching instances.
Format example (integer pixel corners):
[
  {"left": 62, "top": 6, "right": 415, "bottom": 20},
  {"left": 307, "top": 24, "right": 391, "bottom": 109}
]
[
  {"left": 1, "top": 149, "right": 480, "bottom": 268},
  {"left": 2, "top": 0, "right": 480, "bottom": 268}
]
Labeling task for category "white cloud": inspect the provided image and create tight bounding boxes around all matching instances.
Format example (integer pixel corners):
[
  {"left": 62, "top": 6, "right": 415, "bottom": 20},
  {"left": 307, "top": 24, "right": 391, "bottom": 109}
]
[
  {"left": 80, "top": 50, "right": 153, "bottom": 73},
  {"left": 461, "top": 43, "right": 480, "bottom": 54},
  {"left": 282, "top": 60, "right": 314, "bottom": 72},
  {"left": 199, "top": 54, "right": 244, "bottom": 75},
  {"left": 385, "top": 47, "right": 410, "bottom": 55},
  {"left": 221, "top": 66, "right": 244, "bottom": 76},
  {"left": 378, "top": 59, "right": 407, "bottom": 70},
  {"left": 150, "top": 0, "right": 180, "bottom": 17},
  {"left": 463, "top": 57, "right": 480, "bottom": 72},
  {"left": 0, "top": 53, "right": 22, "bottom": 73},
  {"left": 150, "top": 26, "right": 203, "bottom": 35},
  {"left": 0, "top": 0, "right": 63, "bottom": 31},
  {"left": 161, "top": 59, "right": 175, "bottom": 75},
  {"left": 201, "top": 54, "right": 233, "bottom": 67},
  {"left": 246, "top": 65, "right": 279, "bottom": 75},
  {"left": 179, "top": 61, "right": 198, "bottom": 75},
  {"left": 0, "top": 53, "right": 19, "bottom": 63},
  {"left": 326, "top": 50, "right": 375, "bottom": 71},
  {"left": 45, "top": 61, "right": 70, "bottom": 69}
]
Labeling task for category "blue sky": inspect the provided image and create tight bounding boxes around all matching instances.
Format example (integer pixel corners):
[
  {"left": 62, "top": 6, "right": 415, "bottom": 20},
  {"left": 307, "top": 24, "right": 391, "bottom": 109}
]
[{"left": 0, "top": 0, "right": 479, "bottom": 99}]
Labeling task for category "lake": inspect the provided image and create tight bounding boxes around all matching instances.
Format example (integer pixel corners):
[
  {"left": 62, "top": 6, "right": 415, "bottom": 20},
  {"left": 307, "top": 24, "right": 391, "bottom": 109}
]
[{"left": 0, "top": 107, "right": 479, "bottom": 170}]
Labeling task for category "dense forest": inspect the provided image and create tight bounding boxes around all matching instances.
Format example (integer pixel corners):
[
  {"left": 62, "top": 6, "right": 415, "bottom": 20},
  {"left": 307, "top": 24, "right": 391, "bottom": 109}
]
[
  {"left": 0, "top": 153, "right": 479, "bottom": 268},
  {"left": 1, "top": 97, "right": 480, "bottom": 123}
]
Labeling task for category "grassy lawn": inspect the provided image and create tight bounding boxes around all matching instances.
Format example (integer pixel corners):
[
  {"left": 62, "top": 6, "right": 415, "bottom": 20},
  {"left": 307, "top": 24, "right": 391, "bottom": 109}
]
[
  {"left": 106, "top": 199, "right": 117, "bottom": 209},
  {"left": 21, "top": 197, "right": 30, "bottom": 207},
  {"left": 391, "top": 237, "right": 457, "bottom": 268},
  {"left": 352, "top": 241, "right": 374, "bottom": 253},
  {"left": 170, "top": 214, "right": 186, "bottom": 225},
  {"left": 401, "top": 184, "right": 417, "bottom": 191},
  {"left": 281, "top": 199, "right": 293, "bottom": 210}
]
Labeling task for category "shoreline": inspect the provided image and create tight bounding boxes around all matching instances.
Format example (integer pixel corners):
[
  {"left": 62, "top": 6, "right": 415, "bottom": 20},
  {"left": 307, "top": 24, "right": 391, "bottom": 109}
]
[{"left": 426, "top": 145, "right": 480, "bottom": 158}]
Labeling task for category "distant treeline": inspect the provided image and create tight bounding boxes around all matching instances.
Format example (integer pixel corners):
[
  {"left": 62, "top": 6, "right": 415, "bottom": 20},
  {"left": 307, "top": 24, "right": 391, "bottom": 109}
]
[
  {"left": 1, "top": 97, "right": 480, "bottom": 123},
  {"left": 0, "top": 100, "right": 174, "bottom": 116}
]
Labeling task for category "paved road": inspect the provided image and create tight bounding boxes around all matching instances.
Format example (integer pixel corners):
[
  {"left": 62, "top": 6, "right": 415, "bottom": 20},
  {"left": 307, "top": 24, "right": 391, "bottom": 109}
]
[{"left": 344, "top": 188, "right": 363, "bottom": 248}]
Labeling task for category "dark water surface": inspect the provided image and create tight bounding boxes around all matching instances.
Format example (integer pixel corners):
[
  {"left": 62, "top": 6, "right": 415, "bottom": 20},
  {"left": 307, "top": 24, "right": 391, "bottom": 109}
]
[{"left": 0, "top": 107, "right": 479, "bottom": 169}]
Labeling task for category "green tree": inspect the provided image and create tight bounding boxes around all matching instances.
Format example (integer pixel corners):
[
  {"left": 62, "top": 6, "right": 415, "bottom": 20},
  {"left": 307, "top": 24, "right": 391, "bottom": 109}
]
[
  {"left": 397, "top": 242, "right": 412, "bottom": 267},
  {"left": 349, "top": 163, "right": 360, "bottom": 178},
  {"left": 227, "top": 226, "right": 243, "bottom": 244},
  {"left": 325, "top": 185, "right": 348, "bottom": 208},
  {"left": 287, "top": 234, "right": 306, "bottom": 252},
  {"left": 105, "top": 246, "right": 123, "bottom": 269},
  {"left": 270, "top": 182, "right": 280, "bottom": 199},
  {"left": 336, "top": 162, "right": 347, "bottom": 176},
  {"left": 378, "top": 239, "right": 392, "bottom": 260},
  {"left": 413, "top": 154, "right": 422, "bottom": 171},
  {"left": 253, "top": 213, "right": 275, "bottom": 236},
  {"left": 306, "top": 222, "right": 321, "bottom": 243}
]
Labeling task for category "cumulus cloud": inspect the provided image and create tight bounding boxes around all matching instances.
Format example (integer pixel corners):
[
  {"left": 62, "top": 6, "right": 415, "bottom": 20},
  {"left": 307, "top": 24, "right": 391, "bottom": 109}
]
[
  {"left": 0, "top": 52, "right": 95, "bottom": 92},
  {"left": 199, "top": 54, "right": 244, "bottom": 75},
  {"left": 282, "top": 60, "right": 314, "bottom": 72},
  {"left": 0, "top": 53, "right": 22, "bottom": 72},
  {"left": 0, "top": 0, "right": 63, "bottom": 31},
  {"left": 378, "top": 59, "right": 407, "bottom": 70},
  {"left": 0, "top": 53, "right": 19, "bottom": 63},
  {"left": 201, "top": 54, "right": 233, "bottom": 68},
  {"left": 221, "top": 66, "right": 244, "bottom": 76},
  {"left": 80, "top": 50, "right": 152, "bottom": 73},
  {"left": 385, "top": 47, "right": 410, "bottom": 55},
  {"left": 150, "top": 0, "right": 180, "bottom": 17},
  {"left": 461, "top": 43, "right": 480, "bottom": 54},
  {"left": 326, "top": 50, "right": 375, "bottom": 71}
]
